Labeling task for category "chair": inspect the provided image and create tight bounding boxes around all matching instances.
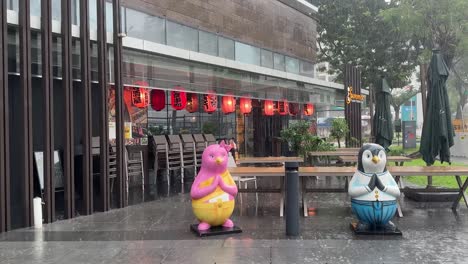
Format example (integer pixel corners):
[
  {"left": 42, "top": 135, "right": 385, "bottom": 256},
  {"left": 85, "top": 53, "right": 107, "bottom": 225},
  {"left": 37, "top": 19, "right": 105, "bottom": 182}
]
[
  {"left": 125, "top": 147, "right": 145, "bottom": 203},
  {"left": 150, "top": 135, "right": 183, "bottom": 190},
  {"left": 167, "top": 135, "right": 193, "bottom": 185},
  {"left": 203, "top": 134, "right": 217, "bottom": 146},
  {"left": 108, "top": 145, "right": 117, "bottom": 208},
  {"left": 227, "top": 153, "right": 257, "bottom": 205},
  {"left": 180, "top": 134, "right": 198, "bottom": 175},
  {"left": 193, "top": 134, "right": 207, "bottom": 170}
]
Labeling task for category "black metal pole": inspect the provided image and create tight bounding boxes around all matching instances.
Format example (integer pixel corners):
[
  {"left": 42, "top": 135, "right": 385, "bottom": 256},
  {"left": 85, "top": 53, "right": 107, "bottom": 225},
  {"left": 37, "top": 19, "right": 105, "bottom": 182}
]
[
  {"left": 285, "top": 161, "right": 299, "bottom": 236},
  {"left": 41, "top": 0, "right": 54, "bottom": 223},
  {"left": 0, "top": 0, "right": 10, "bottom": 232}
]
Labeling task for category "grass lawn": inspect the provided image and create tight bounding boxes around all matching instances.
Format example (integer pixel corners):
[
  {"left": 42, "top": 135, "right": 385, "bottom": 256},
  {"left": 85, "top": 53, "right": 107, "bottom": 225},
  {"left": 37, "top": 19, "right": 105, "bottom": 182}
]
[
  {"left": 388, "top": 145, "right": 468, "bottom": 188},
  {"left": 402, "top": 158, "right": 468, "bottom": 189}
]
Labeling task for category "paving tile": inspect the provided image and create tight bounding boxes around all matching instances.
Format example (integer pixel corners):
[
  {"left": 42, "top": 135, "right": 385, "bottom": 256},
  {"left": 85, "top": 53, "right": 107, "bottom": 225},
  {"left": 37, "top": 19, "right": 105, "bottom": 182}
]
[{"left": 162, "top": 246, "right": 271, "bottom": 264}]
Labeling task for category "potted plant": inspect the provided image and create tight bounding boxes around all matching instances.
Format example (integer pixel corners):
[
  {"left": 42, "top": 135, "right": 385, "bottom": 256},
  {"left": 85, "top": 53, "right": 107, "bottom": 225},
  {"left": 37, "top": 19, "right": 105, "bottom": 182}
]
[
  {"left": 330, "top": 118, "right": 349, "bottom": 148},
  {"left": 280, "top": 121, "right": 334, "bottom": 164}
]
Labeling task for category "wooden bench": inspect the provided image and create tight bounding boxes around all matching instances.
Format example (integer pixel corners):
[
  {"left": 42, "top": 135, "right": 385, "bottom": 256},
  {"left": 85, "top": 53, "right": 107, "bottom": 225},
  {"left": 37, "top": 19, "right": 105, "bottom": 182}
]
[
  {"left": 229, "top": 166, "right": 468, "bottom": 218},
  {"left": 229, "top": 167, "right": 285, "bottom": 216},
  {"left": 300, "top": 166, "right": 468, "bottom": 217}
]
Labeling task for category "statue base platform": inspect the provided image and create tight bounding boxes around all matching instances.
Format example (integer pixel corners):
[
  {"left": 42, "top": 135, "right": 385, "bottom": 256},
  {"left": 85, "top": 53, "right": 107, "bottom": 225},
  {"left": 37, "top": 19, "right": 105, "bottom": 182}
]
[
  {"left": 404, "top": 189, "right": 459, "bottom": 202},
  {"left": 190, "top": 224, "right": 242, "bottom": 237},
  {"left": 350, "top": 222, "right": 402, "bottom": 236}
]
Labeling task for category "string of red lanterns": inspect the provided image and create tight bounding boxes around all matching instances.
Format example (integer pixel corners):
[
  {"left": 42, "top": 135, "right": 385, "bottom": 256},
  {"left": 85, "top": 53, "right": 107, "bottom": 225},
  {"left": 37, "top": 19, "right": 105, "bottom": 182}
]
[
  {"left": 150, "top": 89, "right": 166, "bottom": 111},
  {"left": 277, "top": 99, "right": 289, "bottom": 115},
  {"left": 130, "top": 81, "right": 150, "bottom": 109},
  {"left": 304, "top": 103, "right": 314, "bottom": 116},
  {"left": 144, "top": 87, "right": 315, "bottom": 117},
  {"left": 170, "top": 87, "right": 187, "bottom": 110},
  {"left": 264, "top": 100, "right": 274, "bottom": 116},
  {"left": 203, "top": 93, "right": 218, "bottom": 113},
  {"left": 221, "top": 95, "right": 236, "bottom": 114},
  {"left": 239, "top": 97, "right": 252, "bottom": 114},
  {"left": 186, "top": 93, "right": 199, "bottom": 113}
]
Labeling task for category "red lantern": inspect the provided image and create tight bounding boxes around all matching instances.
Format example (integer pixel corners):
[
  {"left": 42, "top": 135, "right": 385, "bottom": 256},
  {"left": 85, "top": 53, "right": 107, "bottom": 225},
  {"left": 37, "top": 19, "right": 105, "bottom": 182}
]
[
  {"left": 289, "top": 103, "right": 299, "bottom": 116},
  {"left": 150, "top": 89, "right": 166, "bottom": 111},
  {"left": 132, "top": 88, "right": 149, "bottom": 108},
  {"left": 171, "top": 89, "right": 187, "bottom": 110},
  {"left": 203, "top": 93, "right": 218, "bottom": 113},
  {"left": 222, "top": 95, "right": 236, "bottom": 114},
  {"left": 304, "top": 103, "right": 314, "bottom": 116},
  {"left": 186, "top": 93, "right": 199, "bottom": 113},
  {"left": 277, "top": 99, "right": 289, "bottom": 115},
  {"left": 264, "top": 100, "right": 274, "bottom": 116},
  {"left": 239, "top": 97, "right": 252, "bottom": 114}
]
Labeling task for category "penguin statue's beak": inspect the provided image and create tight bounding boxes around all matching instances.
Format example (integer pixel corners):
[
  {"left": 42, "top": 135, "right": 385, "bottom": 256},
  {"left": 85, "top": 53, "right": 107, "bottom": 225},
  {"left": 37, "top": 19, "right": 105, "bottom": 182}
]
[
  {"left": 372, "top": 156, "right": 380, "bottom": 164},
  {"left": 215, "top": 157, "right": 223, "bottom": 165}
]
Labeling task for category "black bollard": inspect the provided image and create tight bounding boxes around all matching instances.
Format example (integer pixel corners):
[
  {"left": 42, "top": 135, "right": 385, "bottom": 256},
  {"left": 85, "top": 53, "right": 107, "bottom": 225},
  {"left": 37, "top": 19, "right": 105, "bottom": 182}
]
[{"left": 285, "top": 161, "right": 299, "bottom": 236}]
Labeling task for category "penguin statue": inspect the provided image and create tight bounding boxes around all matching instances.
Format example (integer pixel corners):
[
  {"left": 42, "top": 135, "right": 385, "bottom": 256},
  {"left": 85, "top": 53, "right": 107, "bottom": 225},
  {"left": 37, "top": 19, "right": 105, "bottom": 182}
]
[
  {"left": 348, "top": 143, "right": 401, "bottom": 234},
  {"left": 190, "top": 141, "right": 241, "bottom": 236}
]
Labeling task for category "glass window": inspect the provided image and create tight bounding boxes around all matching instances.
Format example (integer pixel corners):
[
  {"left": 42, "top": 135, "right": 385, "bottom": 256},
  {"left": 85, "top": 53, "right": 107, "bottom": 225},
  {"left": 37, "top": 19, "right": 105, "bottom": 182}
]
[
  {"left": 300, "top": 60, "right": 314, "bottom": 78},
  {"left": 52, "top": 0, "right": 61, "bottom": 21},
  {"left": 125, "top": 9, "right": 165, "bottom": 44},
  {"left": 235, "top": 42, "right": 260, "bottom": 65},
  {"left": 106, "top": 2, "right": 113, "bottom": 32},
  {"left": 8, "top": 0, "right": 19, "bottom": 11},
  {"left": 166, "top": 21, "right": 198, "bottom": 51},
  {"left": 199, "top": 30, "right": 217, "bottom": 56},
  {"left": 72, "top": 0, "right": 79, "bottom": 25},
  {"left": 31, "top": 0, "right": 41, "bottom": 17},
  {"left": 285, "top": 56, "right": 299, "bottom": 74},
  {"left": 260, "top": 49, "right": 273, "bottom": 68},
  {"left": 31, "top": 32, "right": 42, "bottom": 76},
  {"left": 273, "top": 53, "right": 285, "bottom": 71},
  {"left": 8, "top": 27, "right": 19, "bottom": 74},
  {"left": 52, "top": 35, "right": 62, "bottom": 78},
  {"left": 89, "top": 0, "right": 97, "bottom": 32},
  {"left": 218, "top": 36, "right": 234, "bottom": 60}
]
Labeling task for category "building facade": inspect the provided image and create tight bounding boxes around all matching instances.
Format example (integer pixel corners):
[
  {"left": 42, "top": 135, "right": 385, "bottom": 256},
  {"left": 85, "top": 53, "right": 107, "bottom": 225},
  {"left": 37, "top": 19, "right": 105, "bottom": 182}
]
[{"left": 0, "top": 0, "right": 346, "bottom": 231}]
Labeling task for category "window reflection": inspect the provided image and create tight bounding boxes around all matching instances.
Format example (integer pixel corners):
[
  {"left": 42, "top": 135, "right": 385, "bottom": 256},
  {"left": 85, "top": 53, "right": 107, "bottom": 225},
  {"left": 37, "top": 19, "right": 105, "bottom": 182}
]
[
  {"left": 300, "top": 60, "right": 314, "bottom": 78},
  {"left": 125, "top": 9, "right": 165, "bottom": 44},
  {"left": 261, "top": 49, "right": 273, "bottom": 68},
  {"left": 218, "top": 36, "right": 234, "bottom": 60},
  {"left": 274, "top": 53, "right": 285, "bottom": 71},
  {"left": 167, "top": 21, "right": 198, "bottom": 51},
  {"left": 199, "top": 30, "right": 217, "bottom": 56},
  {"left": 235, "top": 42, "right": 260, "bottom": 66},
  {"left": 285, "top": 56, "right": 299, "bottom": 74}
]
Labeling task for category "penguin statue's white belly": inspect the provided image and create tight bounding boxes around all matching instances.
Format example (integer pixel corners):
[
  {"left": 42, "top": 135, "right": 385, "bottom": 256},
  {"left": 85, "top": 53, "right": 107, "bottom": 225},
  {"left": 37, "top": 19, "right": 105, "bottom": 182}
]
[{"left": 348, "top": 170, "right": 400, "bottom": 201}]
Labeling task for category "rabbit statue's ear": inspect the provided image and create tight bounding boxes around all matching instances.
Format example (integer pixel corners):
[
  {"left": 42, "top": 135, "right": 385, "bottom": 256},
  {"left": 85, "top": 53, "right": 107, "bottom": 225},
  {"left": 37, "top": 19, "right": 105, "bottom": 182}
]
[{"left": 219, "top": 140, "right": 232, "bottom": 152}]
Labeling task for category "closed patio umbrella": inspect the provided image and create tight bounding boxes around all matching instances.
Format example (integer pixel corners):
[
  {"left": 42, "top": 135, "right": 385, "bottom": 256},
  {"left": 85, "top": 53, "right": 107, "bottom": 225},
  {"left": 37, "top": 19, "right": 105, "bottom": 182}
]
[
  {"left": 373, "top": 77, "right": 393, "bottom": 151},
  {"left": 419, "top": 50, "right": 455, "bottom": 165}
]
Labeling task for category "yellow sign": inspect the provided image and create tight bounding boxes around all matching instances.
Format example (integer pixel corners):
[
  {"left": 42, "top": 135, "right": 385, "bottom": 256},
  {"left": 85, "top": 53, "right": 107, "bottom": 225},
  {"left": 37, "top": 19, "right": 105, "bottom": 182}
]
[
  {"left": 124, "top": 122, "right": 132, "bottom": 139},
  {"left": 346, "top": 86, "right": 365, "bottom": 104}
]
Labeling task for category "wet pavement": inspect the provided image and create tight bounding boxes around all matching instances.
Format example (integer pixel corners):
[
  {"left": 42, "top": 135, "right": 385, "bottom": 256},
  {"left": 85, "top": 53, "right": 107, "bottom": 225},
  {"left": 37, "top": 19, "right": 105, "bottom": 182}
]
[{"left": 1, "top": 176, "right": 468, "bottom": 263}]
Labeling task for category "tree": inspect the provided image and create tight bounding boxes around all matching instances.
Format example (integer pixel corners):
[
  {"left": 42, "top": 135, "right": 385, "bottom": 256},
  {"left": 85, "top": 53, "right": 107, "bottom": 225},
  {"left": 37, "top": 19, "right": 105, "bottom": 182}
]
[
  {"left": 330, "top": 118, "right": 349, "bottom": 148},
  {"left": 449, "top": 56, "right": 468, "bottom": 118},
  {"left": 390, "top": 85, "right": 420, "bottom": 122},
  {"left": 381, "top": 0, "right": 468, "bottom": 116},
  {"left": 316, "top": 0, "right": 416, "bottom": 89}
]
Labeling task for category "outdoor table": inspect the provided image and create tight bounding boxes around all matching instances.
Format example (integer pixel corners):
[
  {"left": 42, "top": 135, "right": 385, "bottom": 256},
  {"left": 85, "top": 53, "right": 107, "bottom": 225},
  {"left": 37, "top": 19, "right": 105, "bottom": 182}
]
[
  {"left": 338, "top": 155, "right": 413, "bottom": 166},
  {"left": 308, "top": 151, "right": 358, "bottom": 166},
  {"left": 237, "top": 156, "right": 304, "bottom": 165}
]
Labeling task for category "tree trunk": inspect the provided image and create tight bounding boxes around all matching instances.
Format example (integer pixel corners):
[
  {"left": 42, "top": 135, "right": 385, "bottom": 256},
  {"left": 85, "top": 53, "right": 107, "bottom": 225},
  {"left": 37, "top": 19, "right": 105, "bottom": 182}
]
[
  {"left": 394, "top": 105, "right": 400, "bottom": 122},
  {"left": 337, "top": 138, "right": 341, "bottom": 148}
]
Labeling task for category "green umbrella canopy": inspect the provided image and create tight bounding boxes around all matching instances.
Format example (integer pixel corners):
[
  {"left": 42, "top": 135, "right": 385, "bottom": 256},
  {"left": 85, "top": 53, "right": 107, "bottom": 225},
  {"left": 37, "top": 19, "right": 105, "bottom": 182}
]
[
  {"left": 373, "top": 77, "right": 393, "bottom": 151},
  {"left": 419, "top": 50, "right": 455, "bottom": 165}
]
